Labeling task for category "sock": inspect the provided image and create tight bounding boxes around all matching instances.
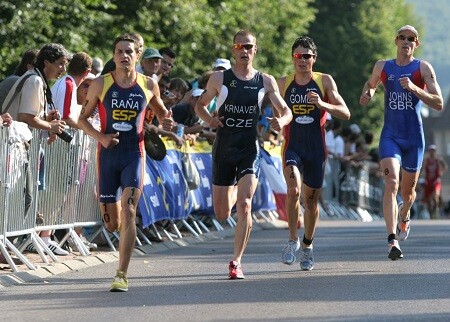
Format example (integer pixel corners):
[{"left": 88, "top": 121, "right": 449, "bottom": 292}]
[
  {"left": 388, "top": 234, "right": 396, "bottom": 242},
  {"left": 303, "top": 235, "right": 313, "bottom": 247},
  {"left": 41, "top": 236, "right": 51, "bottom": 244}
]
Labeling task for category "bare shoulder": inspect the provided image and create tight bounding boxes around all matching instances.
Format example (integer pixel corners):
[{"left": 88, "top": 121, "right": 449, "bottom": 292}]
[
  {"left": 419, "top": 59, "right": 436, "bottom": 74},
  {"left": 261, "top": 72, "right": 278, "bottom": 91},
  {"left": 373, "top": 59, "right": 387, "bottom": 71},
  {"left": 89, "top": 75, "right": 105, "bottom": 95},
  {"left": 208, "top": 71, "right": 224, "bottom": 86},
  {"left": 143, "top": 74, "right": 157, "bottom": 90}
]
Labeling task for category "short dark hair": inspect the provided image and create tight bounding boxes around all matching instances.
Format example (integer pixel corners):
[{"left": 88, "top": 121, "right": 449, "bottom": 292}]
[
  {"left": 233, "top": 30, "right": 256, "bottom": 43},
  {"left": 67, "top": 52, "right": 92, "bottom": 76},
  {"left": 35, "top": 43, "right": 70, "bottom": 71},
  {"left": 14, "top": 49, "right": 39, "bottom": 76},
  {"left": 291, "top": 36, "right": 317, "bottom": 56},
  {"left": 159, "top": 47, "right": 176, "bottom": 59},
  {"left": 112, "top": 34, "right": 137, "bottom": 54}
]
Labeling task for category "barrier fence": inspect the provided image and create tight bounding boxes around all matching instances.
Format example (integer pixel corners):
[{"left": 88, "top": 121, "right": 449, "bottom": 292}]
[{"left": 1, "top": 123, "right": 383, "bottom": 272}]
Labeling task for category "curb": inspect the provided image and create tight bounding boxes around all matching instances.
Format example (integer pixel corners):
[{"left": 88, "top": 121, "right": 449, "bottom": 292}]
[{"left": 0, "top": 222, "right": 267, "bottom": 289}]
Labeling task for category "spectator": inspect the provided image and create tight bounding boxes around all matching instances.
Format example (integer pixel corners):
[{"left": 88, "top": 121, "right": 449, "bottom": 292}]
[
  {"left": 421, "top": 144, "right": 448, "bottom": 219},
  {"left": 0, "top": 49, "right": 39, "bottom": 108},
  {"left": 140, "top": 48, "right": 163, "bottom": 80},
  {"left": 157, "top": 47, "right": 176, "bottom": 78},
  {"left": 51, "top": 53, "right": 97, "bottom": 252},
  {"left": 166, "top": 77, "right": 189, "bottom": 108},
  {"left": 0, "top": 113, "right": 13, "bottom": 127},
  {"left": 212, "top": 58, "right": 231, "bottom": 71},
  {"left": 91, "top": 57, "right": 104, "bottom": 76},
  {"left": 51, "top": 52, "right": 93, "bottom": 128},
  {"left": 6, "top": 43, "right": 71, "bottom": 256}
]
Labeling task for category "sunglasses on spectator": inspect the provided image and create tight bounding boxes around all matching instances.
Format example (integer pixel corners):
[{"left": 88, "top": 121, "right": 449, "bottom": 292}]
[
  {"left": 397, "top": 35, "right": 417, "bottom": 42},
  {"left": 233, "top": 43, "right": 255, "bottom": 50},
  {"left": 292, "top": 53, "right": 315, "bottom": 60}
]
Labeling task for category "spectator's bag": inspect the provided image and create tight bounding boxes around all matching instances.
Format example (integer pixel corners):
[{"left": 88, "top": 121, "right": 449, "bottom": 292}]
[
  {"left": 144, "top": 131, "right": 166, "bottom": 161},
  {"left": 181, "top": 144, "right": 200, "bottom": 190}
]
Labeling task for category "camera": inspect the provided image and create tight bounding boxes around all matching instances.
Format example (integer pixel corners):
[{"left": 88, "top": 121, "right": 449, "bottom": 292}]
[
  {"left": 57, "top": 127, "right": 73, "bottom": 143},
  {"left": 163, "top": 90, "right": 176, "bottom": 99}
]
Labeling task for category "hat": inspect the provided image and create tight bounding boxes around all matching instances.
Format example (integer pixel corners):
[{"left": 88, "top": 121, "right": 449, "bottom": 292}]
[
  {"left": 427, "top": 144, "right": 437, "bottom": 151},
  {"left": 192, "top": 89, "right": 204, "bottom": 97},
  {"left": 144, "top": 131, "right": 166, "bottom": 161},
  {"left": 397, "top": 25, "right": 419, "bottom": 39},
  {"left": 92, "top": 57, "right": 104, "bottom": 72},
  {"left": 85, "top": 72, "right": 96, "bottom": 80},
  {"left": 213, "top": 58, "right": 231, "bottom": 70},
  {"left": 143, "top": 48, "right": 163, "bottom": 60},
  {"left": 349, "top": 123, "right": 361, "bottom": 135}
]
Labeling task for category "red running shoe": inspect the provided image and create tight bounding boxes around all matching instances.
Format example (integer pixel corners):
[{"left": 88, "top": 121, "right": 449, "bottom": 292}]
[{"left": 228, "top": 260, "right": 245, "bottom": 279}]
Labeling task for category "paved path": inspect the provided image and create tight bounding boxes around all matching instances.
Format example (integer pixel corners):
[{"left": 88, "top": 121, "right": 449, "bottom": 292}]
[{"left": 1, "top": 219, "right": 450, "bottom": 321}]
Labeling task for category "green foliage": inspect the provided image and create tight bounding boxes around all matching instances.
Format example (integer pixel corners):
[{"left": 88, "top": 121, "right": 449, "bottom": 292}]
[
  {"left": 405, "top": 0, "right": 450, "bottom": 99},
  {"left": 0, "top": 0, "right": 113, "bottom": 77},
  {"left": 0, "top": 0, "right": 425, "bottom": 141},
  {"left": 307, "top": 0, "right": 418, "bottom": 135},
  {"left": 0, "top": 0, "right": 315, "bottom": 82}
]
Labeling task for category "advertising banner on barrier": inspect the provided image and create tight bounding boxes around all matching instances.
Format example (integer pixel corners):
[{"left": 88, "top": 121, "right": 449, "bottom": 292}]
[
  {"left": 260, "top": 145, "right": 288, "bottom": 221},
  {"left": 139, "top": 144, "right": 191, "bottom": 228}
]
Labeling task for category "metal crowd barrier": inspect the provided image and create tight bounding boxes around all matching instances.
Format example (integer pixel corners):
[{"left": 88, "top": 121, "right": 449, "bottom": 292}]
[
  {"left": 322, "top": 159, "right": 384, "bottom": 221},
  {"left": 1, "top": 124, "right": 102, "bottom": 272}
]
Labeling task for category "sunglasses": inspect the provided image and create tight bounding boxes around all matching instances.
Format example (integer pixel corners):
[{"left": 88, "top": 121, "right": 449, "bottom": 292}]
[
  {"left": 397, "top": 35, "right": 417, "bottom": 42},
  {"left": 292, "top": 53, "right": 315, "bottom": 60},
  {"left": 81, "top": 83, "right": 90, "bottom": 88},
  {"left": 233, "top": 43, "right": 255, "bottom": 50}
]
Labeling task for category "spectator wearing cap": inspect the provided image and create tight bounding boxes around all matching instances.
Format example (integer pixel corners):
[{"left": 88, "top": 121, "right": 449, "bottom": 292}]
[
  {"left": 359, "top": 24, "right": 444, "bottom": 260},
  {"left": 91, "top": 57, "right": 104, "bottom": 76},
  {"left": 213, "top": 58, "right": 231, "bottom": 71},
  {"left": 140, "top": 48, "right": 163, "bottom": 80}
]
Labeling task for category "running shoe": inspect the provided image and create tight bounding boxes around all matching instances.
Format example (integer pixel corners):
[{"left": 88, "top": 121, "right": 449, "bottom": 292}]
[
  {"left": 388, "top": 239, "right": 403, "bottom": 260},
  {"left": 81, "top": 235, "right": 98, "bottom": 250},
  {"left": 46, "top": 240, "right": 69, "bottom": 256},
  {"left": 281, "top": 238, "right": 300, "bottom": 265},
  {"left": 299, "top": 243, "right": 314, "bottom": 271},
  {"left": 68, "top": 236, "right": 98, "bottom": 252},
  {"left": 396, "top": 202, "right": 411, "bottom": 241},
  {"left": 25, "top": 240, "right": 69, "bottom": 256},
  {"left": 110, "top": 271, "right": 128, "bottom": 292},
  {"left": 228, "top": 260, "right": 245, "bottom": 279}
]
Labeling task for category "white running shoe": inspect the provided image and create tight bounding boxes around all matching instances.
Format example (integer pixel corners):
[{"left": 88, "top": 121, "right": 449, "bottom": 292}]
[
  {"left": 299, "top": 243, "right": 314, "bottom": 271},
  {"left": 46, "top": 240, "right": 69, "bottom": 256},
  {"left": 281, "top": 238, "right": 300, "bottom": 265}
]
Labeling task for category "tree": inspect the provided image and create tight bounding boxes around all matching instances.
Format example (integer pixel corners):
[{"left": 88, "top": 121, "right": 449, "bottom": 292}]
[
  {"left": 0, "top": 0, "right": 316, "bottom": 83},
  {"left": 307, "top": 0, "right": 418, "bottom": 135}
]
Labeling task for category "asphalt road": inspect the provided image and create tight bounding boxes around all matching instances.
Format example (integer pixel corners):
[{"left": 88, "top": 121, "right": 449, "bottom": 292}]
[{"left": 1, "top": 219, "right": 450, "bottom": 321}]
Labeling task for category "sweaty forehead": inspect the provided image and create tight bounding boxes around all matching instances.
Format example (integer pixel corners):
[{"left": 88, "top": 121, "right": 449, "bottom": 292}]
[
  {"left": 293, "top": 46, "right": 313, "bottom": 54},
  {"left": 235, "top": 35, "right": 255, "bottom": 44},
  {"left": 115, "top": 41, "right": 135, "bottom": 52},
  {"left": 398, "top": 30, "right": 416, "bottom": 37}
]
